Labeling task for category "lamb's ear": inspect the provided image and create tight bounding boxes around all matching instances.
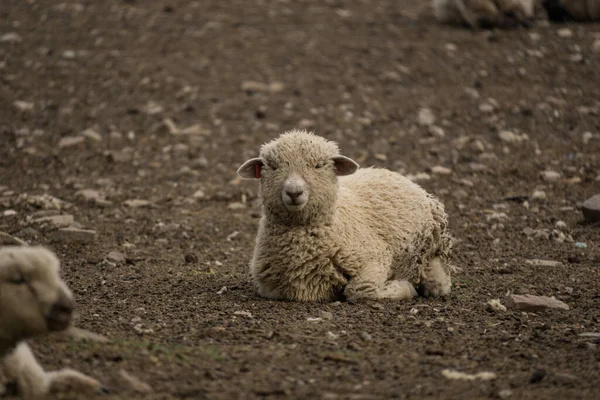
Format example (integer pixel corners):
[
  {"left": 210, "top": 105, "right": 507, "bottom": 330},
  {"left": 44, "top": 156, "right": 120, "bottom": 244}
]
[
  {"left": 237, "top": 157, "right": 264, "bottom": 180},
  {"left": 332, "top": 155, "right": 359, "bottom": 176}
]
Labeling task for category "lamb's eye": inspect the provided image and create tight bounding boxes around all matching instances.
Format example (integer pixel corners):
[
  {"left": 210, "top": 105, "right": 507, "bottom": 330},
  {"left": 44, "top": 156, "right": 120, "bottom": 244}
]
[
  {"left": 10, "top": 276, "right": 26, "bottom": 285},
  {"left": 315, "top": 162, "right": 324, "bottom": 169}
]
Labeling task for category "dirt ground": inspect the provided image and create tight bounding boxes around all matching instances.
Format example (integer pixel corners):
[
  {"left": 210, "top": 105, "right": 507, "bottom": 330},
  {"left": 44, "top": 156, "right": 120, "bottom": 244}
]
[{"left": 1, "top": 0, "right": 600, "bottom": 399}]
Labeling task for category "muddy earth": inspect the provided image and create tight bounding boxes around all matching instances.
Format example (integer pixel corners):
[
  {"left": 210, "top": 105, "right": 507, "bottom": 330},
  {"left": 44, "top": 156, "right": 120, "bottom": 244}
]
[{"left": 1, "top": 0, "right": 599, "bottom": 399}]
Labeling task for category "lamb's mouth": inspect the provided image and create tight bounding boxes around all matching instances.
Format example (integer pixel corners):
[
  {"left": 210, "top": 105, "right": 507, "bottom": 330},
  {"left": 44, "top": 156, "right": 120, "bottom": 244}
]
[
  {"left": 46, "top": 310, "right": 73, "bottom": 331},
  {"left": 46, "top": 314, "right": 71, "bottom": 331},
  {"left": 284, "top": 201, "right": 307, "bottom": 212}
]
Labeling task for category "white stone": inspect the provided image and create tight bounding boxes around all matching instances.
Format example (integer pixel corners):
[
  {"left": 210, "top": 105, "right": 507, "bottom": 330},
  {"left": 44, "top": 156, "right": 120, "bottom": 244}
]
[
  {"left": 417, "top": 108, "right": 435, "bottom": 127},
  {"left": 431, "top": 166, "right": 452, "bottom": 175},
  {"left": 487, "top": 299, "right": 506, "bottom": 312},
  {"left": 540, "top": 170, "right": 561, "bottom": 182},
  {"left": 0, "top": 32, "right": 22, "bottom": 43},
  {"left": 499, "top": 130, "right": 528, "bottom": 143},
  {"left": 192, "top": 189, "right": 206, "bottom": 199},
  {"left": 82, "top": 128, "right": 102, "bottom": 141},
  {"left": 13, "top": 100, "right": 34, "bottom": 112},
  {"left": 124, "top": 199, "right": 152, "bottom": 208},
  {"left": 555, "top": 220, "right": 568, "bottom": 230},
  {"left": 557, "top": 28, "right": 573, "bottom": 38},
  {"left": 525, "top": 259, "right": 563, "bottom": 267},
  {"left": 58, "top": 136, "right": 85, "bottom": 148},
  {"left": 531, "top": 190, "right": 546, "bottom": 201},
  {"left": 442, "top": 369, "right": 497, "bottom": 381},
  {"left": 106, "top": 251, "right": 126, "bottom": 263}
]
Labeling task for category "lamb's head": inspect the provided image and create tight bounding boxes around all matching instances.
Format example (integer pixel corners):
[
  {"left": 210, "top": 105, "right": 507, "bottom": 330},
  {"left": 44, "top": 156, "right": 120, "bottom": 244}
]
[
  {"left": 0, "top": 246, "right": 74, "bottom": 344},
  {"left": 238, "top": 130, "right": 358, "bottom": 224}
]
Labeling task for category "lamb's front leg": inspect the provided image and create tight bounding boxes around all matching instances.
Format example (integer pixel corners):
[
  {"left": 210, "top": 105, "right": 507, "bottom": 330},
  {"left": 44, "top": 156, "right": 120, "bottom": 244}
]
[
  {"left": 4, "top": 342, "right": 104, "bottom": 399},
  {"left": 340, "top": 252, "right": 417, "bottom": 301}
]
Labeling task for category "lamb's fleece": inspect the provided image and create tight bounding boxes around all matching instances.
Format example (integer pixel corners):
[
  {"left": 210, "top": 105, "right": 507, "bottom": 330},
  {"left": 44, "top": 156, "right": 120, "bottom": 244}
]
[
  {"left": 0, "top": 246, "right": 103, "bottom": 399},
  {"left": 238, "top": 130, "right": 453, "bottom": 302},
  {"left": 433, "top": 0, "right": 536, "bottom": 28}
]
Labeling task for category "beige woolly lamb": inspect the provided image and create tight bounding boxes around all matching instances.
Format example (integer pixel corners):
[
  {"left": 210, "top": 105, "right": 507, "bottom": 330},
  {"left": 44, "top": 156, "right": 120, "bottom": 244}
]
[
  {"left": 0, "top": 246, "right": 103, "bottom": 399},
  {"left": 433, "top": 0, "right": 536, "bottom": 28},
  {"left": 237, "top": 130, "right": 452, "bottom": 302},
  {"left": 543, "top": 0, "right": 600, "bottom": 21}
]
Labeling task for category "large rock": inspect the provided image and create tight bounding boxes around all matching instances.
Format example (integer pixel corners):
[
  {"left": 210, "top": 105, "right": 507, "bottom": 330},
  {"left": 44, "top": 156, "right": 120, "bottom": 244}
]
[
  {"left": 506, "top": 294, "right": 569, "bottom": 311},
  {"left": 33, "top": 214, "right": 74, "bottom": 228},
  {"left": 582, "top": 194, "right": 600, "bottom": 222},
  {"left": 52, "top": 227, "right": 96, "bottom": 243}
]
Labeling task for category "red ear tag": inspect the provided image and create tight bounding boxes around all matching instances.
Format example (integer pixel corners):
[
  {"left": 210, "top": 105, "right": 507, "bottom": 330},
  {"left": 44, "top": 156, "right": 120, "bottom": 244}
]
[{"left": 255, "top": 164, "right": 261, "bottom": 179}]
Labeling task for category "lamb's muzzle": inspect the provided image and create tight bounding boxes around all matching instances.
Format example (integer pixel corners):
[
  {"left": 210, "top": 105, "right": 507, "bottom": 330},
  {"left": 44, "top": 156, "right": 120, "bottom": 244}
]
[
  {"left": 46, "top": 289, "right": 74, "bottom": 331},
  {"left": 282, "top": 174, "right": 309, "bottom": 211}
]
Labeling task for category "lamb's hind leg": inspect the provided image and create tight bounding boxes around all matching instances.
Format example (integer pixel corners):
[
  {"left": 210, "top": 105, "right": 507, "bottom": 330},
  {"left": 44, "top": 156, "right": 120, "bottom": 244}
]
[{"left": 418, "top": 256, "right": 451, "bottom": 298}]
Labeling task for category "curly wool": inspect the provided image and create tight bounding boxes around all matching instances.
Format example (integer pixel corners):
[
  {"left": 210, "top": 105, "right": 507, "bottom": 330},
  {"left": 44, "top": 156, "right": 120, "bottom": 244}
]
[{"left": 241, "top": 130, "right": 452, "bottom": 302}]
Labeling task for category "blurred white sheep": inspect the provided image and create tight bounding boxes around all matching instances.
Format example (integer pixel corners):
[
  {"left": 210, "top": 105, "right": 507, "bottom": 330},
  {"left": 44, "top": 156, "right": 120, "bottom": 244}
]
[{"left": 0, "top": 246, "right": 104, "bottom": 399}]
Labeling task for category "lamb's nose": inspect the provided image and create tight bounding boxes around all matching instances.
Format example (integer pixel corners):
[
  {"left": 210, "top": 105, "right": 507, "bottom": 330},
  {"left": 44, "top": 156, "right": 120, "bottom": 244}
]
[
  {"left": 286, "top": 189, "right": 303, "bottom": 201},
  {"left": 52, "top": 295, "right": 74, "bottom": 316}
]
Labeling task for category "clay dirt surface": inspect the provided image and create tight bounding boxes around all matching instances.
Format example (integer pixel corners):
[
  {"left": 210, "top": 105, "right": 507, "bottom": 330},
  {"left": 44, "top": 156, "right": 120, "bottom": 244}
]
[{"left": 1, "top": 0, "right": 599, "bottom": 399}]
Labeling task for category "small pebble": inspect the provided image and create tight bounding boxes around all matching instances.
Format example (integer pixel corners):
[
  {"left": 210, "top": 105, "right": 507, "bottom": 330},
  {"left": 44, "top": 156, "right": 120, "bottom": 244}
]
[
  {"left": 0, "top": 32, "right": 22, "bottom": 43},
  {"left": 58, "top": 136, "right": 85, "bottom": 148},
  {"left": 530, "top": 369, "right": 546, "bottom": 384},
  {"left": 431, "top": 166, "right": 452, "bottom": 175},
  {"left": 531, "top": 190, "right": 546, "bottom": 201},
  {"left": 540, "top": 170, "right": 560, "bottom": 182},
  {"left": 417, "top": 108, "right": 435, "bottom": 127},
  {"left": 359, "top": 331, "right": 373, "bottom": 342},
  {"left": 106, "top": 251, "right": 126, "bottom": 263},
  {"left": 124, "top": 199, "right": 153, "bottom": 208},
  {"left": 557, "top": 28, "right": 573, "bottom": 38},
  {"left": 555, "top": 220, "right": 567, "bottom": 230}
]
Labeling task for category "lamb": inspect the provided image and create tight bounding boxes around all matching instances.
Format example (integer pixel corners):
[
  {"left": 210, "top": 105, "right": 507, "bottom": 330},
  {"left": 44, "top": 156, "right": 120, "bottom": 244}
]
[
  {"left": 0, "top": 246, "right": 104, "bottom": 399},
  {"left": 237, "top": 130, "right": 452, "bottom": 302},
  {"left": 432, "top": 0, "right": 536, "bottom": 28},
  {"left": 542, "top": 0, "right": 600, "bottom": 21}
]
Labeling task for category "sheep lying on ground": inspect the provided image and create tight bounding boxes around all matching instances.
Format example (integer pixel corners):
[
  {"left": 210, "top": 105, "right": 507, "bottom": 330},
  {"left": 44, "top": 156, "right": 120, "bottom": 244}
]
[
  {"left": 543, "top": 0, "right": 600, "bottom": 21},
  {"left": 237, "top": 130, "right": 452, "bottom": 302},
  {"left": 433, "top": 0, "right": 536, "bottom": 28},
  {"left": 0, "top": 246, "right": 103, "bottom": 399}
]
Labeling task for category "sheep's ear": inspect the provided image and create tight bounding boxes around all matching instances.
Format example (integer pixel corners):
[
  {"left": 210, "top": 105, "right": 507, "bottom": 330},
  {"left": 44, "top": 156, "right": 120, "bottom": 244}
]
[
  {"left": 237, "top": 157, "right": 264, "bottom": 180},
  {"left": 332, "top": 156, "right": 359, "bottom": 176}
]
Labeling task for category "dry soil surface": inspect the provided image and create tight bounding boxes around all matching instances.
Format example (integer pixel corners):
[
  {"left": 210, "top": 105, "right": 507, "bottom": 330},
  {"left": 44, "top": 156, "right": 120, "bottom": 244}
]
[{"left": 1, "top": 0, "right": 600, "bottom": 399}]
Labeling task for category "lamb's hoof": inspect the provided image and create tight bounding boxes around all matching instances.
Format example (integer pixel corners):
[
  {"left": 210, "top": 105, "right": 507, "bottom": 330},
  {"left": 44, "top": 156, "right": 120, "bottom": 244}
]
[
  {"left": 379, "top": 280, "right": 417, "bottom": 300},
  {"left": 418, "top": 280, "right": 451, "bottom": 298}
]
